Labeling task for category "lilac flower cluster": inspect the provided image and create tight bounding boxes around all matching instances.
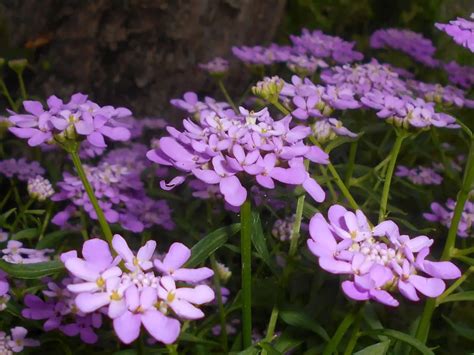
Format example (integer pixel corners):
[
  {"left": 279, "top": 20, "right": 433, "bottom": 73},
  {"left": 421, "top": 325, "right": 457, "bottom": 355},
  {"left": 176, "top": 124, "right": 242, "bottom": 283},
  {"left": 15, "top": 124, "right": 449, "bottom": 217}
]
[
  {"left": 436, "top": 14, "right": 474, "bottom": 52},
  {"left": 443, "top": 61, "right": 474, "bottom": 89},
  {"left": 0, "top": 327, "right": 39, "bottom": 353},
  {"left": 0, "top": 270, "right": 10, "bottom": 311},
  {"left": 148, "top": 93, "right": 329, "bottom": 207},
  {"left": 396, "top": 165, "right": 443, "bottom": 185},
  {"left": 407, "top": 80, "right": 474, "bottom": 108},
  {"left": 307, "top": 205, "right": 461, "bottom": 306},
  {"left": 272, "top": 215, "right": 295, "bottom": 242},
  {"left": 199, "top": 57, "right": 229, "bottom": 76},
  {"left": 279, "top": 75, "right": 358, "bottom": 142},
  {"left": 8, "top": 93, "right": 131, "bottom": 147},
  {"left": 27, "top": 175, "right": 54, "bottom": 201},
  {"left": 424, "top": 199, "right": 474, "bottom": 238},
  {"left": 232, "top": 29, "right": 362, "bottom": 67},
  {"left": 52, "top": 158, "right": 173, "bottom": 232},
  {"left": 370, "top": 29, "right": 438, "bottom": 67},
  {"left": 23, "top": 277, "right": 103, "bottom": 344},
  {"left": 2, "top": 240, "right": 53, "bottom": 264},
  {"left": 0, "top": 158, "right": 44, "bottom": 181},
  {"left": 60, "top": 236, "right": 215, "bottom": 344}
]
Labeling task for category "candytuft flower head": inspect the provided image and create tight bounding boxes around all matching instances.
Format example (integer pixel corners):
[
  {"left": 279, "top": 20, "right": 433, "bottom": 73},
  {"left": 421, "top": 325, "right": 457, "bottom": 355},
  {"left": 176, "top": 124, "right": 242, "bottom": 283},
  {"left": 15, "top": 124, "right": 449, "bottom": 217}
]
[
  {"left": 307, "top": 205, "right": 461, "bottom": 306},
  {"left": 0, "top": 326, "right": 39, "bottom": 353},
  {"left": 436, "top": 14, "right": 474, "bottom": 52},
  {"left": 199, "top": 57, "right": 229, "bottom": 78},
  {"left": 27, "top": 175, "right": 54, "bottom": 201}
]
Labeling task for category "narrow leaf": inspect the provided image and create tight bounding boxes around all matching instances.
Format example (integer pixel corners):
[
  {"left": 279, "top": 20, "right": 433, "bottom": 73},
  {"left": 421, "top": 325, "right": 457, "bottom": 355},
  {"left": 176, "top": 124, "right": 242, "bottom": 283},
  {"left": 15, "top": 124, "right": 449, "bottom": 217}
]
[
  {"left": 362, "top": 329, "right": 434, "bottom": 355},
  {"left": 12, "top": 228, "right": 39, "bottom": 241},
  {"left": 185, "top": 224, "right": 240, "bottom": 268},
  {"left": 280, "top": 309, "right": 330, "bottom": 341},
  {"left": 0, "top": 259, "right": 64, "bottom": 279},
  {"left": 442, "top": 315, "right": 474, "bottom": 341},
  {"left": 439, "top": 291, "right": 474, "bottom": 304},
  {"left": 354, "top": 341, "right": 390, "bottom": 355},
  {"left": 251, "top": 211, "right": 277, "bottom": 273}
]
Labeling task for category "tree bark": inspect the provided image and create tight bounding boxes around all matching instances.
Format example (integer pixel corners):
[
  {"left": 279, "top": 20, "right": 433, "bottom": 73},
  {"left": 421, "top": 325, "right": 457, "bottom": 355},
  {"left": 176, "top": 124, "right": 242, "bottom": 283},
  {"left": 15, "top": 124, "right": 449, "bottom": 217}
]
[{"left": 0, "top": 0, "right": 286, "bottom": 117}]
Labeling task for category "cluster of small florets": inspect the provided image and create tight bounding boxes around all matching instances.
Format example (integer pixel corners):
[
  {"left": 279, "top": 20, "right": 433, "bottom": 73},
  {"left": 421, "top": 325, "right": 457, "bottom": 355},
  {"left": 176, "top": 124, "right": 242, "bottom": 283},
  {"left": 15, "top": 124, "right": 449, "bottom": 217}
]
[
  {"left": 52, "top": 159, "right": 173, "bottom": 232},
  {"left": 396, "top": 165, "right": 443, "bottom": 185},
  {"left": 0, "top": 158, "right": 44, "bottom": 181},
  {"left": 307, "top": 205, "right": 461, "bottom": 306},
  {"left": 58, "top": 235, "right": 215, "bottom": 344},
  {"left": 0, "top": 327, "right": 39, "bottom": 353},
  {"left": 8, "top": 93, "right": 131, "bottom": 147},
  {"left": 407, "top": 80, "right": 474, "bottom": 108},
  {"left": 199, "top": 57, "right": 229, "bottom": 76},
  {"left": 272, "top": 215, "right": 296, "bottom": 242},
  {"left": 436, "top": 13, "right": 474, "bottom": 53},
  {"left": 232, "top": 29, "right": 362, "bottom": 67},
  {"left": 27, "top": 175, "right": 54, "bottom": 201},
  {"left": 442, "top": 61, "right": 474, "bottom": 89},
  {"left": 22, "top": 277, "right": 103, "bottom": 344},
  {"left": 279, "top": 75, "right": 358, "bottom": 142},
  {"left": 424, "top": 199, "right": 474, "bottom": 238},
  {"left": 147, "top": 93, "right": 329, "bottom": 207},
  {"left": 370, "top": 28, "right": 438, "bottom": 67},
  {"left": 1, "top": 240, "right": 53, "bottom": 264}
]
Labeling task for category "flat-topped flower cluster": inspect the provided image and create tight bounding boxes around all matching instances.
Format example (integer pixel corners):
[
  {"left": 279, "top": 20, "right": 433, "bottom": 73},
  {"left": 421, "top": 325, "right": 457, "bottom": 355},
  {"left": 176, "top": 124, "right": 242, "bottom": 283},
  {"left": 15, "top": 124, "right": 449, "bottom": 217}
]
[
  {"left": 307, "top": 205, "right": 461, "bottom": 306},
  {"left": 147, "top": 94, "right": 329, "bottom": 207}
]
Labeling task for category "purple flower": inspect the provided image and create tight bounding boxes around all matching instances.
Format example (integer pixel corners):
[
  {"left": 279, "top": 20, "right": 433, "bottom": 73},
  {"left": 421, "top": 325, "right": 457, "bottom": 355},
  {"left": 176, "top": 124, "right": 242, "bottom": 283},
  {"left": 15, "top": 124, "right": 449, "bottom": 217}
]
[
  {"left": 307, "top": 205, "right": 461, "bottom": 306},
  {"left": 59, "top": 314, "right": 102, "bottom": 344},
  {"left": 0, "top": 158, "right": 44, "bottom": 181},
  {"left": 4, "top": 327, "right": 39, "bottom": 352},
  {"left": 370, "top": 28, "right": 438, "bottom": 67},
  {"left": 442, "top": 61, "right": 474, "bottom": 89},
  {"left": 396, "top": 165, "right": 443, "bottom": 185},
  {"left": 424, "top": 199, "right": 474, "bottom": 238},
  {"left": 199, "top": 57, "right": 229, "bottom": 75},
  {"left": 436, "top": 14, "right": 474, "bottom": 52},
  {"left": 8, "top": 93, "right": 131, "bottom": 147}
]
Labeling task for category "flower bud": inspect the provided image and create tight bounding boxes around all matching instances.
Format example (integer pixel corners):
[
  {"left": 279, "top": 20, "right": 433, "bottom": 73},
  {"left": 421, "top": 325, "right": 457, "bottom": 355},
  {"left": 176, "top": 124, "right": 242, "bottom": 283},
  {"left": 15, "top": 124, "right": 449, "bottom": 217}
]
[
  {"left": 27, "top": 175, "right": 54, "bottom": 201},
  {"left": 8, "top": 59, "right": 28, "bottom": 74},
  {"left": 252, "top": 76, "right": 284, "bottom": 102}
]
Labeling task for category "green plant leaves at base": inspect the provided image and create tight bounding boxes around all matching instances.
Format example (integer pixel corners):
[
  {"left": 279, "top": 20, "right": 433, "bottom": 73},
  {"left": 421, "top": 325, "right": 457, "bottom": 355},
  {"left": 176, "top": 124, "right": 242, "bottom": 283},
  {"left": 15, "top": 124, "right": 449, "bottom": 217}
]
[
  {"left": 36, "top": 230, "right": 74, "bottom": 249},
  {"left": 354, "top": 341, "right": 390, "bottom": 355},
  {"left": 12, "top": 228, "right": 38, "bottom": 241},
  {"left": 185, "top": 223, "right": 240, "bottom": 268},
  {"left": 0, "top": 259, "right": 64, "bottom": 279},
  {"left": 280, "top": 309, "right": 330, "bottom": 342},
  {"left": 442, "top": 315, "right": 474, "bottom": 341},
  {"left": 251, "top": 211, "right": 277, "bottom": 273},
  {"left": 439, "top": 291, "right": 474, "bottom": 304},
  {"left": 362, "top": 329, "right": 434, "bottom": 355}
]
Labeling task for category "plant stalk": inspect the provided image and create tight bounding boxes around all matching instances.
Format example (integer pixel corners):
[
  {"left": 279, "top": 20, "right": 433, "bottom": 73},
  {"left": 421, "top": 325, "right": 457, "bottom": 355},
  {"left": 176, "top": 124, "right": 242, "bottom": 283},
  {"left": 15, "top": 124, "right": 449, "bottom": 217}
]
[{"left": 240, "top": 199, "right": 253, "bottom": 348}]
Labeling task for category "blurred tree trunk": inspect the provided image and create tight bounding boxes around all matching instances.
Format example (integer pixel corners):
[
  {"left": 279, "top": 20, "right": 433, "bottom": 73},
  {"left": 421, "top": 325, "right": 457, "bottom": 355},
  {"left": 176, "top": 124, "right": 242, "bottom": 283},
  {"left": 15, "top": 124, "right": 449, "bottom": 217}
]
[{"left": 0, "top": 0, "right": 286, "bottom": 116}]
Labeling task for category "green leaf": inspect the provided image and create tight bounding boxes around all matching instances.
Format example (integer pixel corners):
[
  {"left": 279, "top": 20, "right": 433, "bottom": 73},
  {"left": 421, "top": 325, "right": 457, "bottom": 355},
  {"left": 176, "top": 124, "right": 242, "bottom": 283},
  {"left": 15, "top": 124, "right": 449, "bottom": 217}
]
[
  {"left": 259, "top": 342, "right": 282, "bottom": 355},
  {"left": 0, "top": 208, "right": 16, "bottom": 224},
  {"left": 185, "top": 224, "right": 240, "bottom": 268},
  {"left": 24, "top": 209, "right": 45, "bottom": 215},
  {"left": 12, "top": 228, "right": 38, "bottom": 241},
  {"left": 238, "top": 346, "right": 260, "bottom": 355},
  {"left": 280, "top": 309, "right": 330, "bottom": 341},
  {"left": 36, "top": 230, "right": 74, "bottom": 249},
  {"left": 362, "top": 329, "right": 434, "bottom": 355},
  {"left": 0, "top": 259, "right": 64, "bottom": 279},
  {"left": 354, "top": 341, "right": 390, "bottom": 355},
  {"left": 179, "top": 333, "right": 220, "bottom": 346},
  {"left": 439, "top": 291, "right": 474, "bottom": 304},
  {"left": 303, "top": 201, "right": 318, "bottom": 219},
  {"left": 442, "top": 315, "right": 474, "bottom": 341},
  {"left": 251, "top": 211, "right": 277, "bottom": 273},
  {"left": 113, "top": 351, "right": 138, "bottom": 355}
]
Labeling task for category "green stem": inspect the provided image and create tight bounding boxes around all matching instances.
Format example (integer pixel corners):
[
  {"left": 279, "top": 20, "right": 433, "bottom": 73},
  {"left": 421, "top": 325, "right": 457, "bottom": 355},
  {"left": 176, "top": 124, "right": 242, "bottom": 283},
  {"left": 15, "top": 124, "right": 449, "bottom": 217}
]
[
  {"left": 210, "top": 254, "right": 228, "bottom": 353},
  {"left": 327, "top": 163, "right": 359, "bottom": 210},
  {"left": 378, "top": 131, "right": 406, "bottom": 223},
  {"left": 343, "top": 311, "right": 362, "bottom": 355},
  {"left": 38, "top": 201, "right": 53, "bottom": 240},
  {"left": 323, "top": 308, "right": 358, "bottom": 355},
  {"left": 415, "top": 139, "right": 474, "bottom": 344},
  {"left": 0, "top": 189, "right": 12, "bottom": 211},
  {"left": 271, "top": 100, "right": 291, "bottom": 116},
  {"left": 240, "top": 199, "right": 253, "bottom": 348},
  {"left": 264, "top": 304, "right": 279, "bottom": 343},
  {"left": 70, "top": 150, "right": 113, "bottom": 245},
  {"left": 289, "top": 160, "right": 309, "bottom": 257},
  {"left": 11, "top": 198, "right": 33, "bottom": 231},
  {"left": 16, "top": 72, "right": 27, "bottom": 100},
  {"left": 320, "top": 166, "right": 337, "bottom": 202},
  {"left": 344, "top": 141, "right": 358, "bottom": 186},
  {"left": 0, "top": 79, "right": 16, "bottom": 110},
  {"left": 217, "top": 80, "right": 238, "bottom": 113}
]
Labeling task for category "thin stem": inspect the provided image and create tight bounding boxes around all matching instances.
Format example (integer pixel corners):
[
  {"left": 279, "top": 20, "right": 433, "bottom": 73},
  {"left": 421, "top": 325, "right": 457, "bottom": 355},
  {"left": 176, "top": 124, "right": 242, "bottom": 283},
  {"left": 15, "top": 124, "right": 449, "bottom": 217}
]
[
  {"left": 415, "top": 139, "right": 474, "bottom": 344},
  {"left": 271, "top": 100, "right": 291, "bottom": 116},
  {"left": 0, "top": 189, "right": 12, "bottom": 211},
  {"left": 240, "top": 199, "right": 253, "bottom": 349},
  {"left": 210, "top": 254, "right": 228, "bottom": 353},
  {"left": 16, "top": 72, "right": 27, "bottom": 100},
  {"left": 217, "top": 80, "right": 238, "bottom": 113},
  {"left": 289, "top": 160, "right": 309, "bottom": 257},
  {"left": 38, "top": 201, "right": 53, "bottom": 240},
  {"left": 436, "top": 266, "right": 474, "bottom": 305},
  {"left": 344, "top": 140, "right": 358, "bottom": 186},
  {"left": 320, "top": 166, "right": 337, "bottom": 202},
  {"left": 378, "top": 131, "right": 406, "bottom": 223},
  {"left": 327, "top": 163, "right": 359, "bottom": 210},
  {"left": 0, "top": 79, "right": 16, "bottom": 110},
  {"left": 323, "top": 308, "right": 358, "bottom": 355},
  {"left": 11, "top": 198, "right": 33, "bottom": 231},
  {"left": 343, "top": 311, "right": 362, "bottom": 355},
  {"left": 262, "top": 304, "right": 279, "bottom": 351},
  {"left": 70, "top": 150, "right": 113, "bottom": 245}
]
